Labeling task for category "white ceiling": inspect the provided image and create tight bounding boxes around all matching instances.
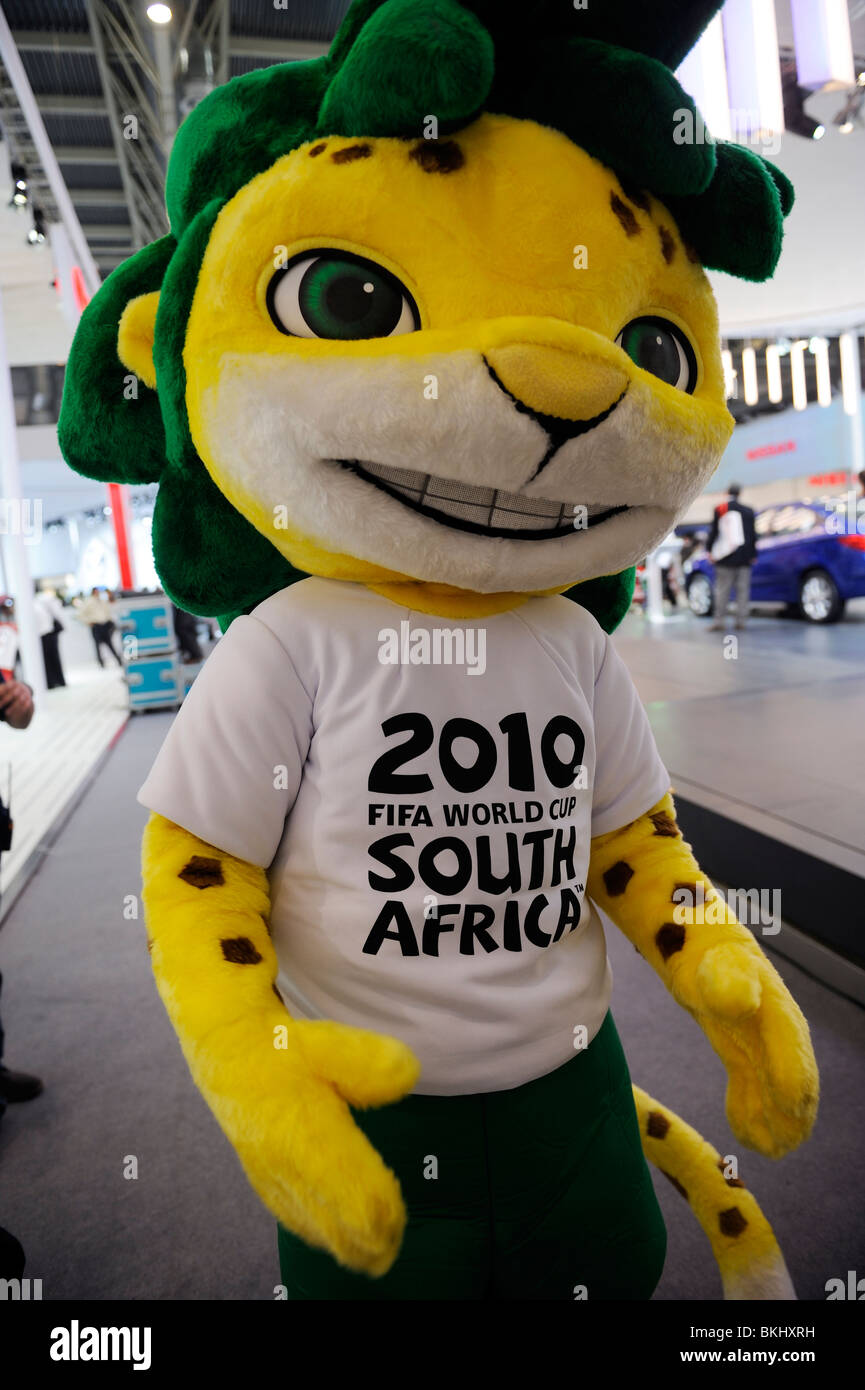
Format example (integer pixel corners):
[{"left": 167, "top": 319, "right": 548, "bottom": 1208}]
[{"left": 710, "top": 85, "right": 865, "bottom": 337}]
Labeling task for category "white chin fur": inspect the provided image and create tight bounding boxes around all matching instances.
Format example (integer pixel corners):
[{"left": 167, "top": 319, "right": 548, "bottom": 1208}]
[{"left": 196, "top": 350, "right": 724, "bottom": 593}]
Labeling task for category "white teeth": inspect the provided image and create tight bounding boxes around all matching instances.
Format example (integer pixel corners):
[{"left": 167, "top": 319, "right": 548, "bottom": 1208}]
[{"left": 352, "top": 461, "right": 614, "bottom": 535}]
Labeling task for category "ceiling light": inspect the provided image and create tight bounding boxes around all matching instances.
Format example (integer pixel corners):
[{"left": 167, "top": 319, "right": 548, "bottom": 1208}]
[
  {"left": 840, "top": 120, "right": 854, "bottom": 132},
  {"left": 742, "top": 346, "right": 759, "bottom": 405},
  {"left": 839, "top": 332, "right": 861, "bottom": 416},
  {"left": 765, "top": 344, "right": 783, "bottom": 402},
  {"left": 812, "top": 338, "right": 832, "bottom": 407},
  {"left": 722, "top": 0, "right": 785, "bottom": 138},
  {"left": 812, "top": 123, "right": 826, "bottom": 138},
  {"left": 790, "top": 341, "right": 808, "bottom": 410},
  {"left": 790, "top": 0, "right": 855, "bottom": 92},
  {"left": 146, "top": 3, "right": 172, "bottom": 23}
]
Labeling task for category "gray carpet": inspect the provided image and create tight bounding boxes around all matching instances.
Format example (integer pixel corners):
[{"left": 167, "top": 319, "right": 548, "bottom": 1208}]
[{"left": 0, "top": 711, "right": 861, "bottom": 1300}]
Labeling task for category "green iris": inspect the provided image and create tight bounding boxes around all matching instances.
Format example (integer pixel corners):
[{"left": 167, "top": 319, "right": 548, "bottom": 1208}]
[
  {"left": 298, "top": 256, "right": 408, "bottom": 339},
  {"left": 616, "top": 316, "right": 696, "bottom": 392}
]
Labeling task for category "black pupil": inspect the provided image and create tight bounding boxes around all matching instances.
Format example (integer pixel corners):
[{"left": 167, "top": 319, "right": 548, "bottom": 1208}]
[{"left": 299, "top": 258, "right": 404, "bottom": 338}]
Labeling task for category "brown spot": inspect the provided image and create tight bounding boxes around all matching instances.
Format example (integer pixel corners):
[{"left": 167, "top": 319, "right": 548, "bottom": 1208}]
[
  {"left": 659, "top": 225, "right": 676, "bottom": 264},
  {"left": 603, "top": 860, "right": 634, "bottom": 896},
  {"left": 221, "top": 937, "right": 263, "bottom": 966},
  {"left": 619, "top": 181, "right": 651, "bottom": 211},
  {"left": 331, "top": 143, "right": 372, "bottom": 164},
  {"left": 647, "top": 1110, "right": 670, "bottom": 1140},
  {"left": 409, "top": 139, "right": 464, "bottom": 173},
  {"left": 649, "top": 809, "right": 678, "bottom": 838},
  {"left": 179, "top": 856, "right": 224, "bottom": 890},
  {"left": 684, "top": 242, "right": 700, "bottom": 264},
  {"left": 717, "top": 1158, "right": 745, "bottom": 1189},
  {"left": 656, "top": 922, "right": 686, "bottom": 960},
  {"left": 719, "top": 1207, "right": 748, "bottom": 1238},
  {"left": 661, "top": 1169, "right": 688, "bottom": 1200},
  {"left": 610, "top": 191, "right": 641, "bottom": 237},
  {"left": 308, "top": 142, "right": 327, "bottom": 157},
  {"left": 146, "top": 938, "right": 153, "bottom": 954}
]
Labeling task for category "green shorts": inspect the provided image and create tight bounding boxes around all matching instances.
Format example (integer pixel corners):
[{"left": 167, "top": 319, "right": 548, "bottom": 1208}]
[{"left": 277, "top": 1011, "right": 665, "bottom": 1300}]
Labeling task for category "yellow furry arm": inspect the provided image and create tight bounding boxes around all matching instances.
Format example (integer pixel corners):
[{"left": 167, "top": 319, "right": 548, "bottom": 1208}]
[
  {"left": 587, "top": 792, "right": 818, "bottom": 1159},
  {"left": 141, "top": 811, "right": 420, "bottom": 1275}
]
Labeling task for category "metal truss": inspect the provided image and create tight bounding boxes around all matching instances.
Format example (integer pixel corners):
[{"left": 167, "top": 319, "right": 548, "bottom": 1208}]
[
  {"left": 83, "top": 0, "right": 233, "bottom": 251},
  {"left": 4, "top": 1, "right": 327, "bottom": 276},
  {"left": 0, "top": 5, "right": 101, "bottom": 295},
  {"left": 83, "top": 0, "right": 170, "bottom": 249}
]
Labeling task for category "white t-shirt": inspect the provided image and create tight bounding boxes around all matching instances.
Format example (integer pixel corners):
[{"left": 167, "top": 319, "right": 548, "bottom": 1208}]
[{"left": 138, "top": 578, "right": 669, "bottom": 1095}]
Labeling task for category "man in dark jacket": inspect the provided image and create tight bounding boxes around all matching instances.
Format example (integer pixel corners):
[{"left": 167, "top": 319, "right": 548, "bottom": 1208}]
[{"left": 708, "top": 483, "right": 757, "bottom": 631}]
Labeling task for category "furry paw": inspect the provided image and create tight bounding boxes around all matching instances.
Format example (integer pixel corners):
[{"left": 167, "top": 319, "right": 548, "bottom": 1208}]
[{"left": 680, "top": 942, "right": 818, "bottom": 1157}]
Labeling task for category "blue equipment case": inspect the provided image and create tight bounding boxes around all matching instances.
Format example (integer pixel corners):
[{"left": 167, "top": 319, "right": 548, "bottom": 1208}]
[
  {"left": 126, "top": 654, "right": 183, "bottom": 710},
  {"left": 115, "top": 595, "right": 174, "bottom": 658},
  {"left": 116, "top": 593, "right": 182, "bottom": 713}
]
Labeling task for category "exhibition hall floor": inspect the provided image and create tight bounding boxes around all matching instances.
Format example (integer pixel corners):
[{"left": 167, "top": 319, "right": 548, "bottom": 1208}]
[
  {"left": 0, "top": 659, "right": 862, "bottom": 1301},
  {"left": 0, "top": 619, "right": 128, "bottom": 916},
  {"left": 618, "top": 600, "right": 865, "bottom": 878}
]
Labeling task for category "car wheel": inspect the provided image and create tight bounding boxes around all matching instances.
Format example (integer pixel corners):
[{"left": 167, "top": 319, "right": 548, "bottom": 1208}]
[
  {"left": 798, "top": 569, "right": 844, "bottom": 623},
  {"left": 687, "top": 572, "right": 714, "bottom": 617}
]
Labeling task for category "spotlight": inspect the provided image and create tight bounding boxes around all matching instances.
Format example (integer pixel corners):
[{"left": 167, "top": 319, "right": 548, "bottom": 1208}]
[
  {"left": 146, "top": 3, "right": 172, "bottom": 22},
  {"left": 27, "top": 205, "right": 46, "bottom": 244},
  {"left": 782, "top": 58, "right": 827, "bottom": 139},
  {"left": 9, "top": 159, "right": 29, "bottom": 206}
]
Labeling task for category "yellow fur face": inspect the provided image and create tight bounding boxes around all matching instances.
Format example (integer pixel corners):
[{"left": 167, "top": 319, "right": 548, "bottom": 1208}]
[{"left": 180, "top": 114, "right": 733, "bottom": 612}]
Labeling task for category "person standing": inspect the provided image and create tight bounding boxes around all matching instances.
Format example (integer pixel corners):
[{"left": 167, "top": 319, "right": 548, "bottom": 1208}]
[
  {"left": 76, "top": 587, "right": 123, "bottom": 667},
  {"left": 33, "top": 588, "right": 67, "bottom": 689},
  {"left": 708, "top": 483, "right": 757, "bottom": 632}
]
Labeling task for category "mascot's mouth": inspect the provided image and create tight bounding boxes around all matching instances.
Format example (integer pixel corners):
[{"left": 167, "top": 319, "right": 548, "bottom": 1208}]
[{"left": 336, "top": 459, "right": 629, "bottom": 539}]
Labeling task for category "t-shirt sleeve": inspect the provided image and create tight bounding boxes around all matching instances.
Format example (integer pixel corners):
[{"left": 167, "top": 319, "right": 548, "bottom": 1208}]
[
  {"left": 137, "top": 613, "right": 313, "bottom": 867},
  {"left": 590, "top": 633, "right": 670, "bottom": 837}
]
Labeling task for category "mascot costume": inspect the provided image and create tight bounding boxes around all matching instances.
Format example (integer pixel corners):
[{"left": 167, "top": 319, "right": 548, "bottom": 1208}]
[{"left": 59, "top": 0, "right": 818, "bottom": 1301}]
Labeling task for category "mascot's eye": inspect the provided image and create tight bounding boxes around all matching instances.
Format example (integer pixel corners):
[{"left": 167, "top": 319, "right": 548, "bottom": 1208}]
[
  {"left": 615, "top": 316, "right": 698, "bottom": 393},
  {"left": 266, "top": 252, "right": 419, "bottom": 339}
]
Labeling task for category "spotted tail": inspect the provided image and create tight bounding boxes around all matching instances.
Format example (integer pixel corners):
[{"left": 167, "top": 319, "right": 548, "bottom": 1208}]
[{"left": 632, "top": 1085, "right": 796, "bottom": 1300}]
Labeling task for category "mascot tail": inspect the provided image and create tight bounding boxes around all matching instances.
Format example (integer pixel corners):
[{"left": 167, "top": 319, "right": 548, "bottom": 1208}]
[{"left": 632, "top": 1086, "right": 796, "bottom": 1300}]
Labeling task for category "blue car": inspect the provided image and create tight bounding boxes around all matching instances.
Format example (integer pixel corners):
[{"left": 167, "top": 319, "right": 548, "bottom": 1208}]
[{"left": 684, "top": 500, "right": 865, "bottom": 623}]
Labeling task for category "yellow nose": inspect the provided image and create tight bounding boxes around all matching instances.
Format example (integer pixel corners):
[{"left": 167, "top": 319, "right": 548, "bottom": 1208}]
[{"left": 486, "top": 344, "right": 628, "bottom": 421}]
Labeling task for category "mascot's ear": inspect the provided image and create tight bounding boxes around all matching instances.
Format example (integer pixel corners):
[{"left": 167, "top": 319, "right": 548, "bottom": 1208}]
[
  {"left": 58, "top": 234, "right": 175, "bottom": 485},
  {"left": 117, "top": 291, "right": 159, "bottom": 390}
]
